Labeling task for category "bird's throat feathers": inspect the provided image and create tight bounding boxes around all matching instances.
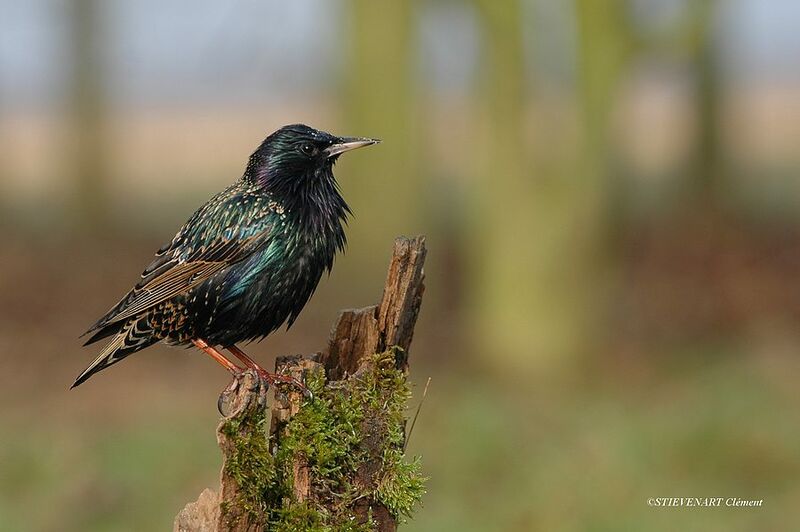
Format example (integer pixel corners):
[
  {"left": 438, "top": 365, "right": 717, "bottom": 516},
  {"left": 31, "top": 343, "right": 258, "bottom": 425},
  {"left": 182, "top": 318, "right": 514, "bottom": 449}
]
[{"left": 246, "top": 156, "right": 350, "bottom": 258}]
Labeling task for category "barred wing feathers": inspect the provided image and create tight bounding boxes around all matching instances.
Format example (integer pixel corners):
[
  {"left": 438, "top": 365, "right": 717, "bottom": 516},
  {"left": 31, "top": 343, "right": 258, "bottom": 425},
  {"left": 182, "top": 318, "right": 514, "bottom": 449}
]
[{"left": 83, "top": 193, "right": 274, "bottom": 342}]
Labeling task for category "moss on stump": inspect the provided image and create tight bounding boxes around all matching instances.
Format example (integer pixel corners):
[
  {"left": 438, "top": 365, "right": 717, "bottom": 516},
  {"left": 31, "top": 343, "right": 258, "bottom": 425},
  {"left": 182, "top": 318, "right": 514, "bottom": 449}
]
[{"left": 218, "top": 349, "right": 425, "bottom": 531}]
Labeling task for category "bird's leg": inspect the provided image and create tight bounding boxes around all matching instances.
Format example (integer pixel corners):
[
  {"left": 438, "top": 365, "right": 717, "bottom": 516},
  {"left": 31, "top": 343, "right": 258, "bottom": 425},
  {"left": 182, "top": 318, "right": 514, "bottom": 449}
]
[
  {"left": 192, "top": 338, "right": 264, "bottom": 415},
  {"left": 192, "top": 338, "right": 243, "bottom": 374},
  {"left": 226, "top": 344, "right": 312, "bottom": 398}
]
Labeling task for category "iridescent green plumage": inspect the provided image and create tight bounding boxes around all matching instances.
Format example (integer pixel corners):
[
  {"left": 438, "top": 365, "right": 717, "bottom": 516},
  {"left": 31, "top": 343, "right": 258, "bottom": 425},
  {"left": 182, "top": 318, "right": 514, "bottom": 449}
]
[{"left": 74, "top": 124, "right": 379, "bottom": 387}]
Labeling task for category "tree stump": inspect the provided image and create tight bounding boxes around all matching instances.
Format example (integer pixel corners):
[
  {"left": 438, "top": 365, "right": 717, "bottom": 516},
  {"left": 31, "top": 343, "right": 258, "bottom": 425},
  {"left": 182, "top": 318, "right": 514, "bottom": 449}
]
[{"left": 174, "top": 236, "right": 427, "bottom": 531}]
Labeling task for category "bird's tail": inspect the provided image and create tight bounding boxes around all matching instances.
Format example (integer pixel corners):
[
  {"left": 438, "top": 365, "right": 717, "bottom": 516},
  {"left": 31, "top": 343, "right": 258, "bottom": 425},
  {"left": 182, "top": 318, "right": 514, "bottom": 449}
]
[{"left": 71, "top": 317, "right": 158, "bottom": 388}]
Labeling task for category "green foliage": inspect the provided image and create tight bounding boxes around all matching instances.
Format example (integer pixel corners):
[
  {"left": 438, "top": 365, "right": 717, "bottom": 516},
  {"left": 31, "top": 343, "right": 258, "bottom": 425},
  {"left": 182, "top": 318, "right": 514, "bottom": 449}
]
[{"left": 221, "top": 349, "right": 426, "bottom": 530}]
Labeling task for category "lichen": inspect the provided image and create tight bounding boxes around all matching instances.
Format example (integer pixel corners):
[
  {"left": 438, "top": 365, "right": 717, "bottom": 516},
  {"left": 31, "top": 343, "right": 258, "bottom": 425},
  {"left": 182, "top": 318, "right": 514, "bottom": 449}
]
[{"left": 221, "top": 349, "right": 426, "bottom": 530}]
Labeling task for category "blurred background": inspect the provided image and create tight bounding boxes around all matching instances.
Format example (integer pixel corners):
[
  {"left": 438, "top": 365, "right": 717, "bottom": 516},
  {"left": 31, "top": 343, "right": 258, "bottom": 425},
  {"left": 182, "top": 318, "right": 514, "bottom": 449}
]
[{"left": 2, "top": 0, "right": 799, "bottom": 530}]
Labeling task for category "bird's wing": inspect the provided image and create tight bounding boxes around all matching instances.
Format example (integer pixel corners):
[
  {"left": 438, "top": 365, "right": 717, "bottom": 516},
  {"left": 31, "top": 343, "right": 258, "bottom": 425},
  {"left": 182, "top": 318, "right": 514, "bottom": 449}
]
[
  {"left": 73, "top": 315, "right": 160, "bottom": 387},
  {"left": 83, "top": 219, "right": 272, "bottom": 337}
]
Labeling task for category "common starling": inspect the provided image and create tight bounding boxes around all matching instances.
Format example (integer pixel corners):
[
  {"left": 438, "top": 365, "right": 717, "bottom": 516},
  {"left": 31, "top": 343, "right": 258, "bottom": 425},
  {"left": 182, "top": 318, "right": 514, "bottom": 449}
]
[{"left": 74, "top": 124, "right": 379, "bottom": 388}]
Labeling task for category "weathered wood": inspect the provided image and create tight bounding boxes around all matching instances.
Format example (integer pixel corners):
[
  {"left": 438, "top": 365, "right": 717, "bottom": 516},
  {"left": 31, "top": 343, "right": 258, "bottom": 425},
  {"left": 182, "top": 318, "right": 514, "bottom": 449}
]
[
  {"left": 174, "top": 488, "right": 219, "bottom": 532},
  {"left": 269, "top": 355, "right": 320, "bottom": 504},
  {"left": 216, "top": 372, "right": 269, "bottom": 531},
  {"left": 320, "top": 305, "right": 379, "bottom": 381},
  {"left": 174, "top": 371, "right": 267, "bottom": 532},
  {"left": 376, "top": 236, "right": 426, "bottom": 354},
  {"left": 318, "top": 235, "right": 426, "bottom": 379},
  {"left": 175, "top": 236, "right": 427, "bottom": 531}
]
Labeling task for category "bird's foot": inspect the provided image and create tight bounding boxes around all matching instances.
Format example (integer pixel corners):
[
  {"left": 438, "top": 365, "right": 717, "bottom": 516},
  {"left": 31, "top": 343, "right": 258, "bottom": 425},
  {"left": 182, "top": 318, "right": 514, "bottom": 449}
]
[
  {"left": 217, "top": 378, "right": 238, "bottom": 416},
  {"left": 216, "top": 369, "right": 268, "bottom": 416},
  {"left": 225, "top": 344, "right": 313, "bottom": 400},
  {"left": 254, "top": 369, "right": 313, "bottom": 401}
]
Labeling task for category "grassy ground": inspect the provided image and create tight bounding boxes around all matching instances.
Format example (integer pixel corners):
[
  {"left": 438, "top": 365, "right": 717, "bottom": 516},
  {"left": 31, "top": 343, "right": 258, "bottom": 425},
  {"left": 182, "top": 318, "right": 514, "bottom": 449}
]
[
  {"left": 2, "top": 348, "right": 798, "bottom": 531},
  {"left": 409, "top": 348, "right": 800, "bottom": 531},
  {"left": 2, "top": 238, "right": 799, "bottom": 531}
]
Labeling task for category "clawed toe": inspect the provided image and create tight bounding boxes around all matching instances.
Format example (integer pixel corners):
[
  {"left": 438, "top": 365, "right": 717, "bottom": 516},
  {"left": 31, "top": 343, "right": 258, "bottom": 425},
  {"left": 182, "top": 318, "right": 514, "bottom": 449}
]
[
  {"left": 217, "top": 384, "right": 236, "bottom": 416},
  {"left": 217, "top": 370, "right": 268, "bottom": 415},
  {"left": 256, "top": 370, "right": 311, "bottom": 399},
  {"left": 208, "top": 342, "right": 312, "bottom": 414}
]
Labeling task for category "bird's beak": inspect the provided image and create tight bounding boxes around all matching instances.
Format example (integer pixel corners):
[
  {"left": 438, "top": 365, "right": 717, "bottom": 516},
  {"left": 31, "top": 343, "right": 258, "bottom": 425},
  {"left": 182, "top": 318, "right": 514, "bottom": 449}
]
[{"left": 324, "top": 137, "right": 381, "bottom": 158}]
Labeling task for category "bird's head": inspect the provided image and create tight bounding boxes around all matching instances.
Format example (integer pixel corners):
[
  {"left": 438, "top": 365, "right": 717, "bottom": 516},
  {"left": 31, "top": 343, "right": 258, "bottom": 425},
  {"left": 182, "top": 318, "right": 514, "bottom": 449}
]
[{"left": 245, "top": 124, "right": 379, "bottom": 199}]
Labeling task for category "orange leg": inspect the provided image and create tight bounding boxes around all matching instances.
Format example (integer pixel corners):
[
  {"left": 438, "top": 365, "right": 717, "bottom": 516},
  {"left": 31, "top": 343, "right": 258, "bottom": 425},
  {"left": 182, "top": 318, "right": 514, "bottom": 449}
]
[
  {"left": 226, "top": 344, "right": 311, "bottom": 396},
  {"left": 226, "top": 344, "right": 264, "bottom": 371},
  {"left": 192, "top": 338, "right": 242, "bottom": 374}
]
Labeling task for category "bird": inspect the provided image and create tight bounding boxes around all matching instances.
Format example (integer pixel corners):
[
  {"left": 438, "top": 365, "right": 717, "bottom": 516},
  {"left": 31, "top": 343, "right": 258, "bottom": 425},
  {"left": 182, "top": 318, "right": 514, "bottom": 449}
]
[{"left": 73, "top": 124, "right": 379, "bottom": 389}]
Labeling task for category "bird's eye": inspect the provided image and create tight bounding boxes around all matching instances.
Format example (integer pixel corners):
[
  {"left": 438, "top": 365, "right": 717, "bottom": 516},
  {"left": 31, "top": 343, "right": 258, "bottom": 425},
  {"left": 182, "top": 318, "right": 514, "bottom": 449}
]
[{"left": 299, "top": 143, "right": 316, "bottom": 157}]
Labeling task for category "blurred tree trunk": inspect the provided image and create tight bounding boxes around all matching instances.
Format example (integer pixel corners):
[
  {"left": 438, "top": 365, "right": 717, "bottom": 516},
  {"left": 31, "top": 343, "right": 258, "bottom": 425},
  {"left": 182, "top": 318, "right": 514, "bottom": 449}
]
[
  {"left": 470, "top": 0, "right": 540, "bottom": 366},
  {"left": 468, "top": 1, "right": 632, "bottom": 369},
  {"left": 686, "top": 0, "right": 721, "bottom": 200},
  {"left": 341, "top": 0, "right": 421, "bottom": 290},
  {"left": 570, "top": 0, "right": 633, "bottom": 347},
  {"left": 67, "top": 0, "right": 110, "bottom": 230},
  {"left": 575, "top": 0, "right": 630, "bottom": 178}
]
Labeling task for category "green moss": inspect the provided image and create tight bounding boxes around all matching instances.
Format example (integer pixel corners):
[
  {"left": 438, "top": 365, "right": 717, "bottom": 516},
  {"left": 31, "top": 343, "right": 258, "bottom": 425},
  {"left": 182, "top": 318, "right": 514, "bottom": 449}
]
[
  {"left": 221, "top": 349, "right": 426, "bottom": 530},
  {"left": 270, "top": 502, "right": 326, "bottom": 531},
  {"left": 349, "top": 350, "right": 427, "bottom": 521},
  {"left": 271, "top": 502, "right": 375, "bottom": 532},
  {"left": 375, "top": 452, "right": 426, "bottom": 519},
  {"left": 220, "top": 406, "right": 283, "bottom": 528}
]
